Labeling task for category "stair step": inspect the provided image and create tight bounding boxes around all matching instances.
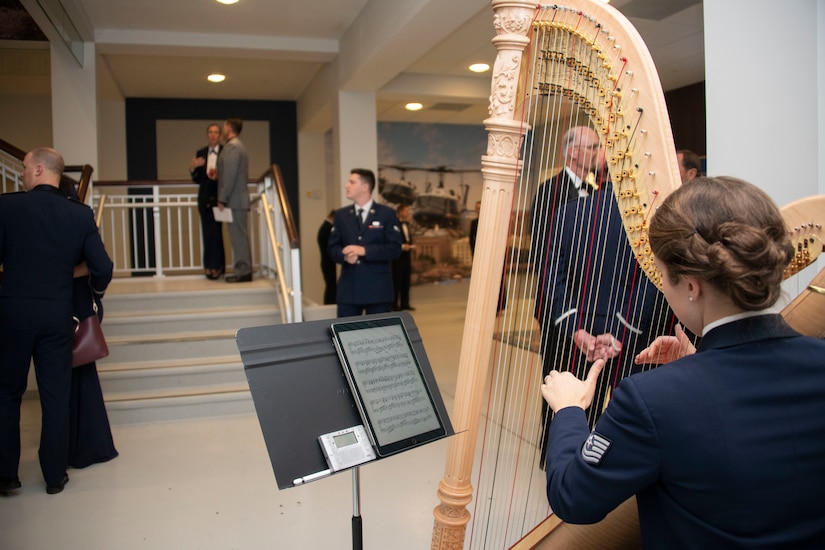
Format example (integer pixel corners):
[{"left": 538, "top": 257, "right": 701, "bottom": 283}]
[
  {"left": 103, "top": 306, "right": 281, "bottom": 336},
  {"left": 98, "top": 356, "right": 245, "bottom": 393},
  {"left": 103, "top": 286, "right": 279, "bottom": 314},
  {"left": 105, "top": 386, "right": 254, "bottom": 425},
  {"left": 102, "top": 329, "right": 241, "bottom": 363}
]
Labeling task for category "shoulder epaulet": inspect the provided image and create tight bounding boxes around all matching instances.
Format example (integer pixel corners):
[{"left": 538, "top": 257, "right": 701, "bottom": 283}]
[{"left": 67, "top": 196, "right": 92, "bottom": 209}]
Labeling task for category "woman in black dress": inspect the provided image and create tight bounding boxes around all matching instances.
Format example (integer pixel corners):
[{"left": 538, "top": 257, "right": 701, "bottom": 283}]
[
  {"left": 68, "top": 273, "right": 118, "bottom": 468},
  {"left": 60, "top": 179, "right": 118, "bottom": 468}
]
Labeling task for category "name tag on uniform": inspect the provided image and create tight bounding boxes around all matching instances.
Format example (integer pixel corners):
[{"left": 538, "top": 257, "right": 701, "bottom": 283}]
[{"left": 370, "top": 221, "right": 382, "bottom": 228}]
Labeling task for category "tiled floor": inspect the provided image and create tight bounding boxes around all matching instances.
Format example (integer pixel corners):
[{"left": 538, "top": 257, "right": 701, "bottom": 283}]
[{"left": 2, "top": 279, "right": 477, "bottom": 549}]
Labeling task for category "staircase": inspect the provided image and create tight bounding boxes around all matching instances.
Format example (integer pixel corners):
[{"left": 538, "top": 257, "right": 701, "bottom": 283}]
[{"left": 97, "top": 277, "right": 284, "bottom": 425}]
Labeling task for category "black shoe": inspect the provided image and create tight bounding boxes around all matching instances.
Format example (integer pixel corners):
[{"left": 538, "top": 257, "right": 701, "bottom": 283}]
[
  {"left": 225, "top": 274, "right": 252, "bottom": 283},
  {"left": 0, "top": 477, "right": 21, "bottom": 495},
  {"left": 46, "top": 475, "right": 69, "bottom": 495}
]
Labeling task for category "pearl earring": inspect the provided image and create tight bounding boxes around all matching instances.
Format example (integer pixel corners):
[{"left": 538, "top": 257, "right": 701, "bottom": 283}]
[{"left": 688, "top": 296, "right": 694, "bottom": 301}]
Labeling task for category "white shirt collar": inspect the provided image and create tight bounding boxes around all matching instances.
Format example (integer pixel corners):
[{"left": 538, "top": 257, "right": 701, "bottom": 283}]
[
  {"left": 565, "top": 167, "right": 589, "bottom": 197},
  {"left": 356, "top": 199, "right": 374, "bottom": 215},
  {"left": 565, "top": 166, "right": 583, "bottom": 189}
]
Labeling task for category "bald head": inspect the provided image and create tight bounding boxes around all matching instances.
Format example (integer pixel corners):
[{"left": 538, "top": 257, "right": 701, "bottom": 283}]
[
  {"left": 562, "top": 126, "right": 601, "bottom": 178},
  {"left": 22, "top": 147, "right": 64, "bottom": 191}
]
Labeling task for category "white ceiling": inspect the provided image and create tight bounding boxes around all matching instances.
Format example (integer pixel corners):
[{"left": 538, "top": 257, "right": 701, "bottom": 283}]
[{"left": 10, "top": 0, "right": 704, "bottom": 126}]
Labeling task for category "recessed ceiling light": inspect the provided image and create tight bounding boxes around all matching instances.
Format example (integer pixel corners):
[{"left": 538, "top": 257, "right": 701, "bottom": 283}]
[
  {"left": 469, "top": 63, "right": 490, "bottom": 73},
  {"left": 207, "top": 74, "right": 226, "bottom": 83},
  {"left": 405, "top": 103, "right": 423, "bottom": 111},
  {"left": 216, "top": 0, "right": 239, "bottom": 4}
]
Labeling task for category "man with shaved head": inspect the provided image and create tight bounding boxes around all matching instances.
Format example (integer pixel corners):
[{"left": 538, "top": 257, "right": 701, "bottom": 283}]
[{"left": 0, "top": 147, "right": 113, "bottom": 495}]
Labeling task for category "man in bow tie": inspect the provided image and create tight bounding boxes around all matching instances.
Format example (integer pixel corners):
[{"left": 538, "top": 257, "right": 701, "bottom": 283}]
[
  {"left": 189, "top": 123, "right": 225, "bottom": 280},
  {"left": 531, "top": 125, "right": 603, "bottom": 359}
]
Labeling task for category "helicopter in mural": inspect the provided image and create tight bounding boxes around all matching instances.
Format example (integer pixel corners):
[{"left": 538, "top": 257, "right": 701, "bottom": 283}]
[
  {"left": 411, "top": 166, "right": 475, "bottom": 230},
  {"left": 378, "top": 164, "right": 418, "bottom": 206}
]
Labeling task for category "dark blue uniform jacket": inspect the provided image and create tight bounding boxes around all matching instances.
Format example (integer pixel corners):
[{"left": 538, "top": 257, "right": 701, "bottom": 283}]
[
  {"left": 327, "top": 203, "right": 401, "bottom": 305},
  {"left": 546, "top": 314, "right": 825, "bottom": 548}
]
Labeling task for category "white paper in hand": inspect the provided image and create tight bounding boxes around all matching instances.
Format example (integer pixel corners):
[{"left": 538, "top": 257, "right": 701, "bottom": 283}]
[{"left": 213, "top": 207, "right": 233, "bottom": 223}]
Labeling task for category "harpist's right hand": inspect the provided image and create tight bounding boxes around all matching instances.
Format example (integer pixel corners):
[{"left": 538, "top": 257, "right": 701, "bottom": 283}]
[{"left": 635, "top": 324, "right": 695, "bottom": 365}]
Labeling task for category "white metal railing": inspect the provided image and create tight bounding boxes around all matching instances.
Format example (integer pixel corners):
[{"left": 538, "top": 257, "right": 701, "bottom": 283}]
[
  {"left": 92, "top": 184, "right": 242, "bottom": 277},
  {"left": 93, "top": 172, "right": 302, "bottom": 323},
  {"left": 1, "top": 148, "right": 24, "bottom": 194}
]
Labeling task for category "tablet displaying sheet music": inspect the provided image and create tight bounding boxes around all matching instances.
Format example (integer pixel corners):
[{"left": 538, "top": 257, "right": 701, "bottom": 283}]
[{"left": 330, "top": 317, "right": 446, "bottom": 457}]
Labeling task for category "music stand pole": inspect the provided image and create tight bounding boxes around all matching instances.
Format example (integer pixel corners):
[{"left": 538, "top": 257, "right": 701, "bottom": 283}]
[{"left": 352, "top": 467, "right": 363, "bottom": 550}]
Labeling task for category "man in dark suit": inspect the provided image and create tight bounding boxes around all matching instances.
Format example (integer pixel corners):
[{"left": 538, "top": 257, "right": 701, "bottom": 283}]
[
  {"left": 545, "top": 184, "right": 673, "bottom": 388},
  {"left": 532, "top": 126, "right": 603, "bottom": 421},
  {"left": 532, "top": 125, "right": 602, "bottom": 327},
  {"left": 536, "top": 181, "right": 674, "bottom": 466},
  {"left": 189, "top": 122, "right": 225, "bottom": 280},
  {"left": 327, "top": 168, "right": 402, "bottom": 317},
  {"left": 392, "top": 204, "right": 415, "bottom": 311},
  {"left": 217, "top": 117, "right": 252, "bottom": 283},
  {"left": 316, "top": 210, "right": 337, "bottom": 305},
  {"left": 0, "top": 147, "right": 113, "bottom": 495}
]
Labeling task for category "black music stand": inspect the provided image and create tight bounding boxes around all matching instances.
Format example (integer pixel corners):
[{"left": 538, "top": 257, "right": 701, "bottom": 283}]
[{"left": 236, "top": 311, "right": 453, "bottom": 550}]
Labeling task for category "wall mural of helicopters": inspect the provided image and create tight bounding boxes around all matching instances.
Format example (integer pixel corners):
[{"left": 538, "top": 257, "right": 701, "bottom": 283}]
[
  {"left": 378, "top": 164, "right": 480, "bottom": 231},
  {"left": 377, "top": 164, "right": 418, "bottom": 206}
]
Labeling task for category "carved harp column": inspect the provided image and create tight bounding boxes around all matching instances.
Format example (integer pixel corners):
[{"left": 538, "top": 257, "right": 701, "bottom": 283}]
[{"left": 431, "top": 2, "right": 536, "bottom": 548}]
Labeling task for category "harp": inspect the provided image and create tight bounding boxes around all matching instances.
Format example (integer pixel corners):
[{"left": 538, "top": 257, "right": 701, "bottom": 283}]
[
  {"left": 780, "top": 195, "right": 825, "bottom": 338},
  {"left": 431, "top": 1, "right": 682, "bottom": 547}
]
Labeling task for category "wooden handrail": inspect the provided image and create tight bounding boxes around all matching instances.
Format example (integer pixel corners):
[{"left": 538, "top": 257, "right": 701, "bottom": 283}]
[
  {"left": 75, "top": 165, "right": 94, "bottom": 203},
  {"left": 258, "top": 164, "right": 299, "bottom": 249},
  {"left": 0, "top": 137, "right": 25, "bottom": 160}
]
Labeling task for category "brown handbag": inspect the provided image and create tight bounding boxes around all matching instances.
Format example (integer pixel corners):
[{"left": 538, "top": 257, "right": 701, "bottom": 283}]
[{"left": 72, "top": 298, "right": 109, "bottom": 368}]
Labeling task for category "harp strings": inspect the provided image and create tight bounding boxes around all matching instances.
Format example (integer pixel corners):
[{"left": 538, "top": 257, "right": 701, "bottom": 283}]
[{"left": 467, "top": 4, "right": 677, "bottom": 547}]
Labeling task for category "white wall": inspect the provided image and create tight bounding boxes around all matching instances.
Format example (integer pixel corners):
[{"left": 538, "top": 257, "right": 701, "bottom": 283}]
[
  {"left": 50, "top": 42, "right": 97, "bottom": 168},
  {"left": 705, "top": 0, "right": 821, "bottom": 203},
  {"left": 705, "top": 0, "right": 824, "bottom": 305},
  {"left": 0, "top": 94, "right": 52, "bottom": 151},
  {"left": 297, "top": 130, "right": 331, "bottom": 304},
  {"left": 96, "top": 55, "right": 126, "bottom": 181}
]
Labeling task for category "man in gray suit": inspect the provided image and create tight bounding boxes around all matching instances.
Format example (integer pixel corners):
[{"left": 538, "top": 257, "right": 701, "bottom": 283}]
[{"left": 217, "top": 117, "right": 252, "bottom": 282}]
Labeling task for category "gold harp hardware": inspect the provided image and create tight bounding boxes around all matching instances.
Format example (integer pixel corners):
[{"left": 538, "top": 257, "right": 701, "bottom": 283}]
[
  {"left": 780, "top": 195, "right": 825, "bottom": 278},
  {"left": 779, "top": 195, "right": 825, "bottom": 338}
]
